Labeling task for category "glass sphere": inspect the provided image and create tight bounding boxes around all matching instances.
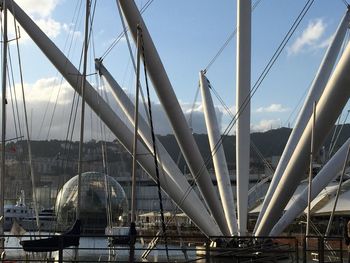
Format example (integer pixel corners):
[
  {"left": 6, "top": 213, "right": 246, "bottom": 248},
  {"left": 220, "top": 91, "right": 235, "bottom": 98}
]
[{"left": 55, "top": 172, "right": 128, "bottom": 233}]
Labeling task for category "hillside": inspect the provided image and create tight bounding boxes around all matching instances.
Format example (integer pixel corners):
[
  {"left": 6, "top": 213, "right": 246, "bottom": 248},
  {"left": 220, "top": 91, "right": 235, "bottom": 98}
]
[
  {"left": 157, "top": 124, "right": 349, "bottom": 171},
  {"left": 7, "top": 124, "right": 350, "bottom": 172}
]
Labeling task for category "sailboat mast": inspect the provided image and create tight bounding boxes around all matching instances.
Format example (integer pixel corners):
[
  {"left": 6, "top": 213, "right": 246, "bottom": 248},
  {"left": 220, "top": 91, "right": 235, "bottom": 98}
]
[
  {"left": 236, "top": 0, "right": 251, "bottom": 236},
  {"left": 306, "top": 102, "right": 316, "bottom": 236},
  {"left": 131, "top": 27, "right": 141, "bottom": 224},
  {"left": 0, "top": 0, "right": 7, "bottom": 251},
  {"left": 77, "top": 0, "right": 90, "bottom": 220}
]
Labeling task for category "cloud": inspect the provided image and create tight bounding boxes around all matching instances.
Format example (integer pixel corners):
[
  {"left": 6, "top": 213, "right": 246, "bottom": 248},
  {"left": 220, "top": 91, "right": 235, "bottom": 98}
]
[
  {"left": 62, "top": 23, "right": 82, "bottom": 39},
  {"left": 137, "top": 100, "right": 223, "bottom": 135},
  {"left": 35, "top": 18, "right": 63, "bottom": 38},
  {"left": 315, "top": 33, "right": 334, "bottom": 49},
  {"left": 8, "top": 76, "right": 224, "bottom": 139},
  {"left": 5, "top": 77, "right": 77, "bottom": 140},
  {"left": 256, "top": 103, "right": 289, "bottom": 113},
  {"left": 7, "top": 0, "right": 64, "bottom": 42},
  {"left": 218, "top": 105, "right": 235, "bottom": 117},
  {"left": 8, "top": 76, "right": 284, "bottom": 140},
  {"left": 288, "top": 19, "right": 326, "bottom": 55},
  {"left": 14, "top": 77, "right": 73, "bottom": 105},
  {"left": 251, "top": 119, "right": 281, "bottom": 132},
  {"left": 16, "top": 0, "right": 60, "bottom": 18}
]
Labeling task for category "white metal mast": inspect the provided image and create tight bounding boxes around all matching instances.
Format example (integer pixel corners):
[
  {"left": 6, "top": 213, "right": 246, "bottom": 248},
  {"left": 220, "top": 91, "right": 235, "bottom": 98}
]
[
  {"left": 199, "top": 71, "right": 238, "bottom": 236},
  {"left": 236, "top": 0, "right": 251, "bottom": 236},
  {"left": 118, "top": 0, "right": 230, "bottom": 235},
  {"left": 129, "top": 25, "right": 141, "bottom": 263},
  {"left": 0, "top": 0, "right": 7, "bottom": 256},
  {"left": 2, "top": 0, "right": 222, "bottom": 237},
  {"left": 306, "top": 102, "right": 316, "bottom": 236},
  {"left": 255, "top": 9, "right": 350, "bottom": 232},
  {"left": 256, "top": 40, "right": 350, "bottom": 236}
]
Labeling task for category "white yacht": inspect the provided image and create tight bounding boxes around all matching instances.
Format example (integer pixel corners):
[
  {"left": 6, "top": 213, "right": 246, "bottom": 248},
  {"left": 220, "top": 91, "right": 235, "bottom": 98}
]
[
  {"left": 4, "top": 191, "right": 33, "bottom": 231},
  {"left": 4, "top": 191, "right": 56, "bottom": 232}
]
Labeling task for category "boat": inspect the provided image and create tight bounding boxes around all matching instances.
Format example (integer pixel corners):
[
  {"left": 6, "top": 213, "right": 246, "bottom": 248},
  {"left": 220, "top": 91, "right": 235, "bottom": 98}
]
[
  {"left": 3, "top": 190, "right": 32, "bottom": 231},
  {"left": 4, "top": 190, "right": 55, "bottom": 232},
  {"left": 20, "top": 219, "right": 80, "bottom": 252}
]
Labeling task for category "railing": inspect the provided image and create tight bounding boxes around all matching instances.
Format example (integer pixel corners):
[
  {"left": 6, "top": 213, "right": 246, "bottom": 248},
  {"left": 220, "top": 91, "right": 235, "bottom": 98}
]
[
  {"left": 0, "top": 233, "right": 346, "bottom": 262},
  {"left": 303, "top": 235, "right": 345, "bottom": 263}
]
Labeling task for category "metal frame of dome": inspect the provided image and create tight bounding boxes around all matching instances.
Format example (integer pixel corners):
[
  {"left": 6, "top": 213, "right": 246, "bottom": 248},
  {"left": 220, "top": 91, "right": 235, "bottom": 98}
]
[{"left": 55, "top": 172, "right": 128, "bottom": 233}]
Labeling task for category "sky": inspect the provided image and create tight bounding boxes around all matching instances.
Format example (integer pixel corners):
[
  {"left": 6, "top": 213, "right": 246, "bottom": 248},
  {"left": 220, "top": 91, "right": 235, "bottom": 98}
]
[{"left": 2, "top": 0, "right": 350, "bottom": 142}]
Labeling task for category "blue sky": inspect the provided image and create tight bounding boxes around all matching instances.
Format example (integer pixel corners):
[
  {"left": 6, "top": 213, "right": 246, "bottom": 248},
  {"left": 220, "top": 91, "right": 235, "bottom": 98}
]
[{"left": 3, "top": 0, "right": 350, "bottom": 140}]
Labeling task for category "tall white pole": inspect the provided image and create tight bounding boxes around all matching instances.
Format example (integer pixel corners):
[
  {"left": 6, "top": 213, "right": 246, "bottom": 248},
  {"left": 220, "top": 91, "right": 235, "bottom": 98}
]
[
  {"left": 255, "top": 9, "right": 350, "bottom": 232},
  {"left": 270, "top": 137, "right": 350, "bottom": 236},
  {"left": 256, "top": 41, "right": 350, "bottom": 236},
  {"left": 118, "top": 0, "right": 230, "bottom": 236},
  {"left": 306, "top": 102, "right": 316, "bottom": 236},
  {"left": 131, "top": 27, "right": 141, "bottom": 225},
  {"left": 236, "top": 0, "right": 251, "bottom": 236},
  {"left": 2, "top": 0, "right": 222, "bottom": 237},
  {"left": 199, "top": 71, "right": 238, "bottom": 236},
  {"left": 0, "top": 0, "right": 7, "bottom": 256},
  {"left": 129, "top": 25, "right": 141, "bottom": 263}
]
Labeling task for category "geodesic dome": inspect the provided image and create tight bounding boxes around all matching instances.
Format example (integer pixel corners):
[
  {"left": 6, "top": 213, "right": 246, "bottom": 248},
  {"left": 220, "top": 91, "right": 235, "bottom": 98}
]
[{"left": 55, "top": 172, "right": 128, "bottom": 233}]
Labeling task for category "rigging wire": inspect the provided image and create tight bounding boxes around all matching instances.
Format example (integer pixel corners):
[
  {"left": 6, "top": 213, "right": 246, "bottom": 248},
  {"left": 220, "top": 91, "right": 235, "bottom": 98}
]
[
  {"left": 61, "top": 0, "right": 97, "bottom": 182},
  {"left": 39, "top": 0, "right": 84, "bottom": 140},
  {"left": 284, "top": 86, "right": 309, "bottom": 128},
  {"left": 340, "top": 0, "right": 350, "bottom": 7},
  {"left": 187, "top": 84, "right": 200, "bottom": 132},
  {"left": 140, "top": 27, "right": 169, "bottom": 261},
  {"left": 7, "top": 47, "right": 22, "bottom": 138},
  {"left": 7, "top": 50, "right": 19, "bottom": 138},
  {"left": 328, "top": 115, "right": 343, "bottom": 160},
  {"left": 328, "top": 110, "right": 350, "bottom": 158},
  {"left": 175, "top": 84, "right": 200, "bottom": 168},
  {"left": 59, "top": 0, "right": 85, "bottom": 189},
  {"left": 210, "top": 83, "right": 274, "bottom": 175},
  {"left": 100, "top": 0, "right": 154, "bottom": 60},
  {"left": 209, "top": 82, "right": 275, "bottom": 207},
  {"left": 204, "top": 0, "right": 263, "bottom": 73}
]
